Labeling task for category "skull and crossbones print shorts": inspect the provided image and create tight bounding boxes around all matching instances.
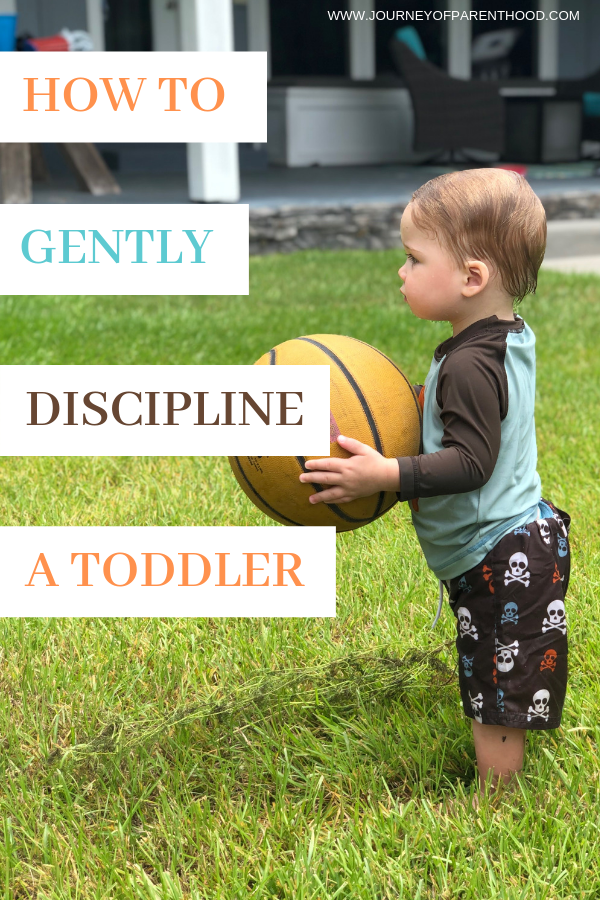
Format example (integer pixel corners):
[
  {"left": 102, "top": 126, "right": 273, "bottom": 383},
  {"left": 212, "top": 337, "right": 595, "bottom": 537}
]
[{"left": 446, "top": 499, "right": 570, "bottom": 731}]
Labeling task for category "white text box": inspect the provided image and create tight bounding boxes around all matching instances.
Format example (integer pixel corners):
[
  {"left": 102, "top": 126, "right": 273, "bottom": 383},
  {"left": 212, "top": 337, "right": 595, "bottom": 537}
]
[
  {"left": 0, "top": 205, "right": 248, "bottom": 296},
  {"left": 0, "top": 526, "right": 336, "bottom": 616},
  {"left": 0, "top": 365, "right": 330, "bottom": 456},
  {"left": 0, "top": 52, "right": 266, "bottom": 143}
]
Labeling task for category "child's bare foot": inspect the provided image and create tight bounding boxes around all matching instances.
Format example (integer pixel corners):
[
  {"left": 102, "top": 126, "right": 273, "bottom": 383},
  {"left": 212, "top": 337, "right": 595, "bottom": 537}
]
[{"left": 471, "top": 769, "right": 523, "bottom": 811}]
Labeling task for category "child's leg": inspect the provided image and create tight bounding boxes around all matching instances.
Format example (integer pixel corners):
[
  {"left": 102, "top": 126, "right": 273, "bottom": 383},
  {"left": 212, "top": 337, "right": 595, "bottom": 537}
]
[{"left": 472, "top": 720, "right": 526, "bottom": 793}]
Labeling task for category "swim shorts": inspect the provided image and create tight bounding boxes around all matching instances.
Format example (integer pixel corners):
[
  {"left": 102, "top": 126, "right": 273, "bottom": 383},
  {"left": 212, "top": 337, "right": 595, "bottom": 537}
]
[{"left": 446, "top": 499, "right": 570, "bottom": 730}]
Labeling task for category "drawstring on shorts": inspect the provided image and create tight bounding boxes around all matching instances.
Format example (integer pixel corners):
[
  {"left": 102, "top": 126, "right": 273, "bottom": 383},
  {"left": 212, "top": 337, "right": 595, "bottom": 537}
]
[{"left": 431, "top": 579, "right": 445, "bottom": 628}]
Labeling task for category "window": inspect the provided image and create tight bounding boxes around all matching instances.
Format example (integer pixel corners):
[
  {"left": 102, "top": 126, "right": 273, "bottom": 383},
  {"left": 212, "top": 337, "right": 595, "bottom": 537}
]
[
  {"left": 270, "top": 0, "right": 348, "bottom": 78},
  {"left": 472, "top": 0, "right": 535, "bottom": 79},
  {"left": 104, "top": 0, "right": 152, "bottom": 52}
]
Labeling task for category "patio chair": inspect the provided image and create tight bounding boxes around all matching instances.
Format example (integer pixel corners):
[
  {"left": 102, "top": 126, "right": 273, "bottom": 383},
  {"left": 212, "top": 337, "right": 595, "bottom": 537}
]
[{"left": 389, "top": 41, "right": 505, "bottom": 157}]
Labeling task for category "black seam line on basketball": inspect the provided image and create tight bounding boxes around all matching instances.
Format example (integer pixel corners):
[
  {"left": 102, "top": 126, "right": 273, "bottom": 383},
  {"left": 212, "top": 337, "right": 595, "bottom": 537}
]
[
  {"left": 233, "top": 457, "right": 303, "bottom": 526},
  {"left": 349, "top": 335, "right": 423, "bottom": 455},
  {"left": 372, "top": 490, "right": 385, "bottom": 519},
  {"left": 297, "top": 339, "right": 385, "bottom": 520},
  {"left": 296, "top": 456, "right": 372, "bottom": 523},
  {"left": 348, "top": 336, "right": 423, "bottom": 433},
  {"left": 297, "top": 337, "right": 383, "bottom": 455},
  {"left": 269, "top": 348, "right": 276, "bottom": 365}
]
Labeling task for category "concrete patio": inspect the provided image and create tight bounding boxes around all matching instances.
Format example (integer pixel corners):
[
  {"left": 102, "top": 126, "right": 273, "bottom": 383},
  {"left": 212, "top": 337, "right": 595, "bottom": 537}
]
[
  {"left": 22, "top": 146, "right": 600, "bottom": 208},
  {"left": 543, "top": 219, "right": 600, "bottom": 274}
]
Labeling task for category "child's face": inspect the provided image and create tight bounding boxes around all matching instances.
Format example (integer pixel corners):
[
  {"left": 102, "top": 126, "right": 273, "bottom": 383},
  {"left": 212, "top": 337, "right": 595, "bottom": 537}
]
[{"left": 398, "top": 203, "right": 467, "bottom": 323}]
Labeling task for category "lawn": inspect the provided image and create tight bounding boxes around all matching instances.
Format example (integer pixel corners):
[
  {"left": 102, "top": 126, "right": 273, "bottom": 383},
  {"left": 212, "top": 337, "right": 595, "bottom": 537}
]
[{"left": 0, "top": 251, "right": 599, "bottom": 898}]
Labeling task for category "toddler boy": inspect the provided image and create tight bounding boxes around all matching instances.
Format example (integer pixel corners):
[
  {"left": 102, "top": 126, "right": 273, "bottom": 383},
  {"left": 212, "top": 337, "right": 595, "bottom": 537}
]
[{"left": 299, "top": 168, "right": 570, "bottom": 797}]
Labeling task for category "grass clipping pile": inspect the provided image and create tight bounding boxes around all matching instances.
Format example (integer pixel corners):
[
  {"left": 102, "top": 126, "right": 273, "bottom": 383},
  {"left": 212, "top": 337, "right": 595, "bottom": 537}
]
[{"left": 49, "top": 644, "right": 454, "bottom": 766}]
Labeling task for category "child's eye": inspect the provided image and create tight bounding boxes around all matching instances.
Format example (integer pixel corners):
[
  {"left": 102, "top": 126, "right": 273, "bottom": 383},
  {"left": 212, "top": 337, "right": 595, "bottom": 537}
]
[{"left": 405, "top": 252, "right": 417, "bottom": 264}]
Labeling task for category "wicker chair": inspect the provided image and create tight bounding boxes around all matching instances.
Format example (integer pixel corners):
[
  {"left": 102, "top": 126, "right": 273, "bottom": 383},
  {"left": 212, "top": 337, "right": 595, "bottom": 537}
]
[{"left": 389, "top": 41, "right": 505, "bottom": 157}]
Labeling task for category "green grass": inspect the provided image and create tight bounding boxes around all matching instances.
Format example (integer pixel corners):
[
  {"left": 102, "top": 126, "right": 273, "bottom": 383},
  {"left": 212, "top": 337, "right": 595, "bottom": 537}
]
[{"left": 0, "top": 251, "right": 599, "bottom": 898}]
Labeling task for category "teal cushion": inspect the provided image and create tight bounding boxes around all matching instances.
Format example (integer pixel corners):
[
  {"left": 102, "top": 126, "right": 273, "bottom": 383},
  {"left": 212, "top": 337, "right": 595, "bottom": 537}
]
[
  {"left": 394, "top": 26, "right": 427, "bottom": 61},
  {"left": 583, "top": 92, "right": 600, "bottom": 118}
]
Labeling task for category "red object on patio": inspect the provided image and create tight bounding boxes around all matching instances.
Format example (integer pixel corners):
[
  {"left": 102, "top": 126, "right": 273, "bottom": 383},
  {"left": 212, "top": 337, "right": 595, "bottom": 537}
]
[
  {"left": 495, "top": 163, "right": 529, "bottom": 177},
  {"left": 22, "top": 35, "right": 70, "bottom": 51}
]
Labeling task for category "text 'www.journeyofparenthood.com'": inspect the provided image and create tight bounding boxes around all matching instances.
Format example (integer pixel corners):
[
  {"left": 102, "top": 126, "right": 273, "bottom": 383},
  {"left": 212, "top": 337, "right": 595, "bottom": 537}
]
[{"left": 328, "top": 9, "right": 579, "bottom": 22}]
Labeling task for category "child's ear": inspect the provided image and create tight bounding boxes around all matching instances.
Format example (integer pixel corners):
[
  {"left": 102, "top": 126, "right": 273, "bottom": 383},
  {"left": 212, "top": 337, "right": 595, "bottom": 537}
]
[{"left": 462, "top": 260, "right": 490, "bottom": 297}]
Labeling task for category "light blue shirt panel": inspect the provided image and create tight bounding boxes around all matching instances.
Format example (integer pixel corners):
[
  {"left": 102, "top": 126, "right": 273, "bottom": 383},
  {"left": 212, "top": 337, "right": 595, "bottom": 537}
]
[{"left": 411, "top": 323, "right": 542, "bottom": 579}]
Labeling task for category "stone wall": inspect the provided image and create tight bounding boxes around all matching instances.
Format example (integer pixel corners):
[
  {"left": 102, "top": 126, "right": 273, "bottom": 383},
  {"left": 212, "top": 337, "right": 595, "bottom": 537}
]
[
  {"left": 249, "top": 191, "right": 600, "bottom": 255},
  {"left": 250, "top": 204, "right": 405, "bottom": 255},
  {"left": 541, "top": 190, "right": 600, "bottom": 220}
]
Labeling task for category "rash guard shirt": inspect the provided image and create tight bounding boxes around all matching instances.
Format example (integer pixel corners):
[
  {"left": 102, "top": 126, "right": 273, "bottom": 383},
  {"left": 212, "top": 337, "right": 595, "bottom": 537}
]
[{"left": 396, "top": 315, "right": 542, "bottom": 580}]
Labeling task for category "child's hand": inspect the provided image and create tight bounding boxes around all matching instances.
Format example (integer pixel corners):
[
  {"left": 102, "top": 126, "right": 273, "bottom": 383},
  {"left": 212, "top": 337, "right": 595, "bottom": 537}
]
[{"left": 299, "top": 435, "right": 399, "bottom": 504}]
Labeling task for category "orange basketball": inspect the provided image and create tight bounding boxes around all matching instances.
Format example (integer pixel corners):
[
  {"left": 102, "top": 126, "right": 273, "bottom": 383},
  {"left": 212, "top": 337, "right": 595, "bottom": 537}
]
[{"left": 229, "top": 334, "right": 422, "bottom": 532}]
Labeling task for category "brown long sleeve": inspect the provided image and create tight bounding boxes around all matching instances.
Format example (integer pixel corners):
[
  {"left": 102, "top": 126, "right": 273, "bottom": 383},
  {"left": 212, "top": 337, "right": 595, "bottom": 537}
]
[{"left": 397, "top": 320, "right": 511, "bottom": 502}]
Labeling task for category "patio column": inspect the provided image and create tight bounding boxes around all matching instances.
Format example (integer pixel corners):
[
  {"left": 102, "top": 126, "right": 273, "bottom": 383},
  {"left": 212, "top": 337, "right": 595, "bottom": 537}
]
[
  {"left": 348, "top": 0, "right": 375, "bottom": 80},
  {"left": 247, "top": 0, "right": 271, "bottom": 80},
  {"left": 537, "top": 0, "right": 559, "bottom": 80},
  {"left": 447, "top": 0, "right": 471, "bottom": 80},
  {"left": 85, "top": 0, "right": 105, "bottom": 51},
  {"left": 180, "top": 0, "right": 240, "bottom": 202}
]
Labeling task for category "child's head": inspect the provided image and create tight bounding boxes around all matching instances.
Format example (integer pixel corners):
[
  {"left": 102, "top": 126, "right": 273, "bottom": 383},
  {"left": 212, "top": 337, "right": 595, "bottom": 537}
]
[{"left": 398, "top": 168, "right": 547, "bottom": 331}]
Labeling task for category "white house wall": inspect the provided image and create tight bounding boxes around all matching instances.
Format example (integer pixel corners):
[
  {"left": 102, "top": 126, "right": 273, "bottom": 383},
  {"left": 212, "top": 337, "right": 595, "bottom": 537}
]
[
  {"left": 85, "top": 0, "right": 104, "bottom": 51},
  {"left": 348, "top": 0, "right": 375, "bottom": 80},
  {"left": 150, "top": 0, "right": 180, "bottom": 51},
  {"left": 558, "top": 0, "right": 600, "bottom": 78},
  {"left": 447, "top": 0, "right": 472, "bottom": 79}
]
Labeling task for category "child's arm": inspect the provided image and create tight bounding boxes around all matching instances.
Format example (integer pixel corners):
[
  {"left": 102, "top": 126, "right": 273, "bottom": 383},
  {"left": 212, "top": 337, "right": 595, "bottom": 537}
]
[{"left": 301, "top": 339, "right": 506, "bottom": 505}]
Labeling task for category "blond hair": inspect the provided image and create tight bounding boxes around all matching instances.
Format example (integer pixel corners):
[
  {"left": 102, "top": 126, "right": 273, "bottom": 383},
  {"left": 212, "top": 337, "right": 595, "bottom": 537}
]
[{"left": 410, "top": 168, "right": 546, "bottom": 302}]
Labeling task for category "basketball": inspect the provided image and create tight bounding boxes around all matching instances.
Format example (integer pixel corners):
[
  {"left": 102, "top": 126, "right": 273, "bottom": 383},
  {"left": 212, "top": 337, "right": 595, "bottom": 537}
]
[{"left": 229, "top": 334, "right": 422, "bottom": 532}]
